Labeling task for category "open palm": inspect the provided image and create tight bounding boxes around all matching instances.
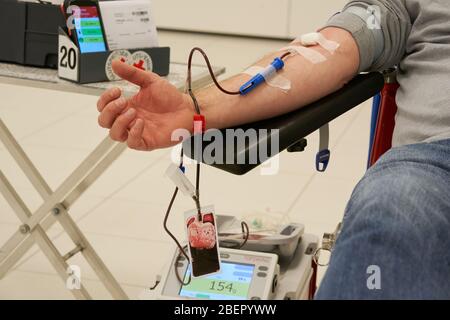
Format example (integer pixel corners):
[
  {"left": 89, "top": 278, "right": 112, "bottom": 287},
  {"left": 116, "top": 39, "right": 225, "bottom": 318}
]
[{"left": 97, "top": 60, "right": 194, "bottom": 150}]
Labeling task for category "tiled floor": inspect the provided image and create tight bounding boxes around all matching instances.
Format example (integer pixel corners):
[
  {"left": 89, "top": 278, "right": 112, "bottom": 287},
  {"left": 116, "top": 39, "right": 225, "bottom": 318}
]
[{"left": 0, "top": 30, "right": 373, "bottom": 299}]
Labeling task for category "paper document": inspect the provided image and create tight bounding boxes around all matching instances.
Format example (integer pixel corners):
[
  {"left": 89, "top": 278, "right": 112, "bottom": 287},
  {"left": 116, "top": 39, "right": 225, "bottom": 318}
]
[{"left": 99, "top": 0, "right": 159, "bottom": 50}]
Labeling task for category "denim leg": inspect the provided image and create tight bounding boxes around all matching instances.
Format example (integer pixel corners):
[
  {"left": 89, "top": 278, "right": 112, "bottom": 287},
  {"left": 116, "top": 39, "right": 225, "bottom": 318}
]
[{"left": 316, "top": 139, "right": 450, "bottom": 299}]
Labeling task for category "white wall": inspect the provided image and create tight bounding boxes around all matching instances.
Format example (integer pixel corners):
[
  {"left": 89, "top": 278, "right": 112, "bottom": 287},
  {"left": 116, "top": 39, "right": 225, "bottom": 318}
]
[
  {"left": 152, "top": 0, "right": 348, "bottom": 39},
  {"left": 288, "top": 1, "right": 347, "bottom": 37}
]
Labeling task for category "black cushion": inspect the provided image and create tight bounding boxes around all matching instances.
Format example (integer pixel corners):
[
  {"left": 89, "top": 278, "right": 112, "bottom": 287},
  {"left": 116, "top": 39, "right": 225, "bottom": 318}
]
[{"left": 184, "top": 72, "right": 384, "bottom": 175}]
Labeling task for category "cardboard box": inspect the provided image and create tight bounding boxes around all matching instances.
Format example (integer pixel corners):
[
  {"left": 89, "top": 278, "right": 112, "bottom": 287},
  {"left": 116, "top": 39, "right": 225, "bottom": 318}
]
[{"left": 58, "top": 28, "right": 170, "bottom": 84}]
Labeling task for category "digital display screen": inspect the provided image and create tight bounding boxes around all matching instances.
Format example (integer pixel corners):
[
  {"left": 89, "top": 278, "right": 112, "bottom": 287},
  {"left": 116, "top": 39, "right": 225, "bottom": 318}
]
[
  {"left": 74, "top": 7, "right": 107, "bottom": 53},
  {"left": 179, "top": 262, "right": 255, "bottom": 300}
]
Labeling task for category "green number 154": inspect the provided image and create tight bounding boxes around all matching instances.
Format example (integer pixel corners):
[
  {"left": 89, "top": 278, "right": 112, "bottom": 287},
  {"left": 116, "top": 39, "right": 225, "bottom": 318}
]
[{"left": 210, "top": 281, "right": 234, "bottom": 293}]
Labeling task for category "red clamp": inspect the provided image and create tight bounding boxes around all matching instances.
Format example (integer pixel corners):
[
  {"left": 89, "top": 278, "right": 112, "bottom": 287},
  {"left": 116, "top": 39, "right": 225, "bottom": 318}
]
[{"left": 193, "top": 114, "right": 206, "bottom": 134}]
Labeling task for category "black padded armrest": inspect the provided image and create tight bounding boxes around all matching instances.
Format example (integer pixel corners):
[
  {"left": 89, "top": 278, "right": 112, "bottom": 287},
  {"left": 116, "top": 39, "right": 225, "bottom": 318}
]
[{"left": 184, "top": 72, "right": 384, "bottom": 175}]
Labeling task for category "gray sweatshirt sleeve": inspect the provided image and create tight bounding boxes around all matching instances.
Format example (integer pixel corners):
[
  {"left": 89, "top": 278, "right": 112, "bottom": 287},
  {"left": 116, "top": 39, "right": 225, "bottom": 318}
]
[{"left": 324, "top": 0, "right": 412, "bottom": 72}]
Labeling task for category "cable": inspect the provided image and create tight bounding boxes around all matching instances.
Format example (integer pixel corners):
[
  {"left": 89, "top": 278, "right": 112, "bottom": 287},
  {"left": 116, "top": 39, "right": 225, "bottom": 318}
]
[
  {"left": 174, "top": 245, "right": 191, "bottom": 285},
  {"left": 187, "top": 47, "right": 241, "bottom": 96},
  {"left": 163, "top": 147, "right": 192, "bottom": 285},
  {"left": 164, "top": 188, "right": 192, "bottom": 285},
  {"left": 188, "top": 89, "right": 201, "bottom": 115},
  {"left": 280, "top": 51, "right": 292, "bottom": 60},
  {"left": 218, "top": 221, "right": 250, "bottom": 250},
  {"left": 195, "top": 162, "right": 201, "bottom": 219},
  {"left": 187, "top": 47, "right": 292, "bottom": 97},
  {"left": 163, "top": 47, "right": 289, "bottom": 285},
  {"left": 239, "top": 221, "right": 250, "bottom": 249},
  {"left": 164, "top": 47, "right": 241, "bottom": 284}
]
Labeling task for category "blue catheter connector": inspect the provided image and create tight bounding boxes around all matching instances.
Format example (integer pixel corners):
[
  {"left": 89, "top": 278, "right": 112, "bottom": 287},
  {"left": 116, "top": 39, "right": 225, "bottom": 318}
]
[{"left": 239, "top": 57, "right": 285, "bottom": 95}]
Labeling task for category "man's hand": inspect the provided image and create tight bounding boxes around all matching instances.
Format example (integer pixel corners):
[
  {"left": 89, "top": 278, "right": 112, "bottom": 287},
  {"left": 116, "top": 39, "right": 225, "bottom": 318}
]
[{"left": 97, "top": 60, "right": 194, "bottom": 150}]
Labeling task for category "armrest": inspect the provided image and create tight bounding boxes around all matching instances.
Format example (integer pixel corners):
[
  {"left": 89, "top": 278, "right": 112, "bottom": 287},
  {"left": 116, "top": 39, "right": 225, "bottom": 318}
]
[{"left": 184, "top": 72, "right": 385, "bottom": 175}]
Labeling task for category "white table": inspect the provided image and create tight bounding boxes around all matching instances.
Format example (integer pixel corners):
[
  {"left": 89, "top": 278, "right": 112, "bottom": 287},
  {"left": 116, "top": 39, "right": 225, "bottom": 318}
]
[{"left": 0, "top": 62, "right": 224, "bottom": 299}]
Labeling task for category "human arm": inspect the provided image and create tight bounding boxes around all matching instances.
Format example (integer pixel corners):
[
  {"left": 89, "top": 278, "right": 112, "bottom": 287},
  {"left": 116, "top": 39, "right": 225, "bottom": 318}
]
[{"left": 97, "top": 27, "right": 359, "bottom": 151}]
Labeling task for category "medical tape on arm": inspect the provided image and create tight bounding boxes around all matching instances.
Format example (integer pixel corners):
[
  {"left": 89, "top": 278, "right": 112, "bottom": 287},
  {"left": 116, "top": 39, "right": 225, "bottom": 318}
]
[
  {"left": 239, "top": 47, "right": 324, "bottom": 92},
  {"left": 295, "top": 32, "right": 340, "bottom": 54},
  {"left": 277, "top": 32, "right": 339, "bottom": 65},
  {"left": 242, "top": 65, "right": 291, "bottom": 92},
  {"left": 279, "top": 45, "right": 328, "bottom": 64}
]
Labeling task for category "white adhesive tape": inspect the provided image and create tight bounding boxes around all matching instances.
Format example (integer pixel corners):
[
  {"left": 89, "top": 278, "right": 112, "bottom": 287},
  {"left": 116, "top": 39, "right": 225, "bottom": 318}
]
[
  {"left": 243, "top": 66, "right": 291, "bottom": 92},
  {"left": 260, "top": 64, "right": 277, "bottom": 80},
  {"left": 296, "top": 32, "right": 340, "bottom": 54},
  {"left": 299, "top": 33, "right": 321, "bottom": 46},
  {"left": 279, "top": 45, "right": 328, "bottom": 64}
]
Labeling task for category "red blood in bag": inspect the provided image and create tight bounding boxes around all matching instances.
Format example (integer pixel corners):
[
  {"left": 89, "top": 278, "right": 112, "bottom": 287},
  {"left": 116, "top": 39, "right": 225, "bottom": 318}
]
[
  {"left": 202, "top": 213, "right": 214, "bottom": 223},
  {"left": 188, "top": 221, "right": 217, "bottom": 249}
]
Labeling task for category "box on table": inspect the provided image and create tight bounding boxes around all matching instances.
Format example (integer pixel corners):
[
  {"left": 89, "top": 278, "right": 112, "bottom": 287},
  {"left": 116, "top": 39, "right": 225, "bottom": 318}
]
[{"left": 58, "top": 28, "right": 170, "bottom": 84}]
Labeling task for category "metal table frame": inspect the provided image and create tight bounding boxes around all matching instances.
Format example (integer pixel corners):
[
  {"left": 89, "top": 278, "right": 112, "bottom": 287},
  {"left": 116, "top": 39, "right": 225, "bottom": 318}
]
[{"left": 0, "top": 62, "right": 224, "bottom": 299}]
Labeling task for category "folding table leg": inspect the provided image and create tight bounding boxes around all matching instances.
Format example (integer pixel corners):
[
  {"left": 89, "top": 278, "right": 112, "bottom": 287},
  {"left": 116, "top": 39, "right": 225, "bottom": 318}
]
[
  {"left": 0, "top": 142, "right": 126, "bottom": 273},
  {"left": 0, "top": 143, "right": 126, "bottom": 281},
  {"left": 32, "top": 226, "right": 92, "bottom": 300},
  {"left": 53, "top": 203, "right": 128, "bottom": 299},
  {"left": 0, "top": 171, "right": 91, "bottom": 299},
  {"left": 0, "top": 119, "right": 128, "bottom": 299}
]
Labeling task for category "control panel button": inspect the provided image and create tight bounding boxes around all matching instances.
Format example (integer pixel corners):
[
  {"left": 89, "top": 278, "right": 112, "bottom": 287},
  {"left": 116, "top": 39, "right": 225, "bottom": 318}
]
[
  {"left": 257, "top": 272, "right": 267, "bottom": 278},
  {"left": 258, "top": 266, "right": 269, "bottom": 271},
  {"left": 251, "top": 296, "right": 261, "bottom": 300}
]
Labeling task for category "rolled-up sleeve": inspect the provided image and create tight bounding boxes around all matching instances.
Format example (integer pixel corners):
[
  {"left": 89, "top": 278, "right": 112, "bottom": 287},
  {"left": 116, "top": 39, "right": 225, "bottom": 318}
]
[{"left": 324, "top": 0, "right": 412, "bottom": 72}]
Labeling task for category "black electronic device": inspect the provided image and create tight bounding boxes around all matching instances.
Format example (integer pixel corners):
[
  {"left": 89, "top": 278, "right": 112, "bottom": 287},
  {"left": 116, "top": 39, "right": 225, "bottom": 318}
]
[
  {"left": 63, "top": 0, "right": 108, "bottom": 53},
  {"left": 0, "top": 0, "right": 66, "bottom": 68}
]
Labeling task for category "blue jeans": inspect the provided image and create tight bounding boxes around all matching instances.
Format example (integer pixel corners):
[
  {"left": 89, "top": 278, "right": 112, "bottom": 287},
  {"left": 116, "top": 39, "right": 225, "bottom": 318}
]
[{"left": 316, "top": 138, "right": 450, "bottom": 299}]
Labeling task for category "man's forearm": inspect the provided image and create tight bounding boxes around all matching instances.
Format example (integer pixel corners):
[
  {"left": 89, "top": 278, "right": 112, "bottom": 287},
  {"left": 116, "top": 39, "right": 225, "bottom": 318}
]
[{"left": 196, "top": 27, "right": 360, "bottom": 129}]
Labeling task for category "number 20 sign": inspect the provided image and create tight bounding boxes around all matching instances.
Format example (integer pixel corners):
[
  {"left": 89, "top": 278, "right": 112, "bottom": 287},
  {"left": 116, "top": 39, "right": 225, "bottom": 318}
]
[{"left": 58, "top": 32, "right": 79, "bottom": 82}]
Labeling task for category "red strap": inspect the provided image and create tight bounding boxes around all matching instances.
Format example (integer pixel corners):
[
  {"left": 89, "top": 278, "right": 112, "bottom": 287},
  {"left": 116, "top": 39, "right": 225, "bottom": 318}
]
[
  {"left": 309, "top": 259, "right": 318, "bottom": 300},
  {"left": 369, "top": 82, "right": 399, "bottom": 167},
  {"left": 193, "top": 114, "right": 206, "bottom": 134}
]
